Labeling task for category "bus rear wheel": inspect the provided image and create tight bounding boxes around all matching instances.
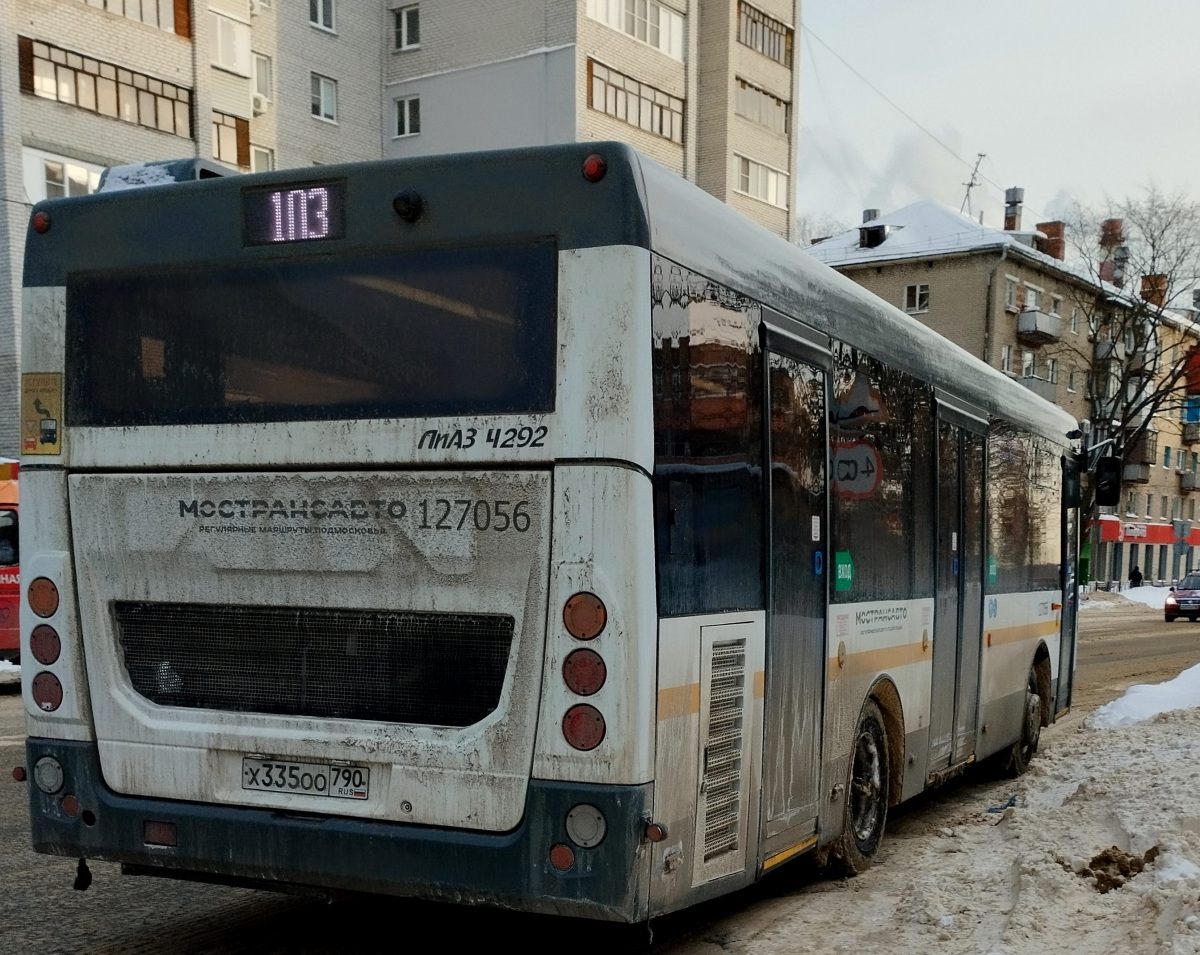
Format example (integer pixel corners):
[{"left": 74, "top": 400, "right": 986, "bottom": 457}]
[
  {"left": 833, "top": 699, "right": 889, "bottom": 875},
  {"left": 1005, "top": 669, "right": 1041, "bottom": 777}
]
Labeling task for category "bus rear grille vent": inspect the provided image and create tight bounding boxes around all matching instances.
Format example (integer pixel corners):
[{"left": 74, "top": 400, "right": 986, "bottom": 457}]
[
  {"left": 703, "top": 638, "right": 746, "bottom": 862},
  {"left": 113, "top": 602, "right": 514, "bottom": 727}
]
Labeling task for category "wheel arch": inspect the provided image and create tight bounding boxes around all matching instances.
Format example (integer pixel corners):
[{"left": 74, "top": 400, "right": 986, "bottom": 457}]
[
  {"left": 1031, "top": 641, "right": 1053, "bottom": 727},
  {"left": 867, "top": 676, "right": 905, "bottom": 807}
]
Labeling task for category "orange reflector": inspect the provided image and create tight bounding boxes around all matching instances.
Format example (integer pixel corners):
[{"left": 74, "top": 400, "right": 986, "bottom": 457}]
[
  {"left": 144, "top": 820, "right": 178, "bottom": 847},
  {"left": 32, "top": 211, "right": 51, "bottom": 234},
  {"left": 61, "top": 794, "right": 79, "bottom": 817},
  {"left": 28, "top": 577, "right": 59, "bottom": 618},
  {"left": 12, "top": 766, "right": 26, "bottom": 782},
  {"left": 581, "top": 154, "right": 607, "bottom": 182},
  {"left": 645, "top": 822, "right": 669, "bottom": 843},
  {"left": 563, "top": 592, "right": 606, "bottom": 640},
  {"left": 549, "top": 843, "right": 575, "bottom": 871}
]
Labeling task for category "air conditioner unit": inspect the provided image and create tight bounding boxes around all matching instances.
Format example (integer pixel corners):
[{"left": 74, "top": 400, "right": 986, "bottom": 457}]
[{"left": 252, "top": 94, "right": 268, "bottom": 115}]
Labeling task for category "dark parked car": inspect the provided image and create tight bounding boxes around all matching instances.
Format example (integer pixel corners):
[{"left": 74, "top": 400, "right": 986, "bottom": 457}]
[{"left": 1165, "top": 574, "right": 1200, "bottom": 622}]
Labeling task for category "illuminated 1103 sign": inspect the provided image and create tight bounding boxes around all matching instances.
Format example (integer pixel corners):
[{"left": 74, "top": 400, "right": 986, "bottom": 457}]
[{"left": 244, "top": 179, "right": 346, "bottom": 245}]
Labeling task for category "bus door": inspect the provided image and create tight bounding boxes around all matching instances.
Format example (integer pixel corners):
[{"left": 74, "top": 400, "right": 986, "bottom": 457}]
[
  {"left": 929, "top": 404, "right": 986, "bottom": 771},
  {"left": 1057, "top": 469, "right": 1080, "bottom": 712},
  {"left": 760, "top": 322, "right": 830, "bottom": 860}
]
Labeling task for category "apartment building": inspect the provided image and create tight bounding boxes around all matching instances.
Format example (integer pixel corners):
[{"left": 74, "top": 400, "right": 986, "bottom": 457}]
[
  {"left": 380, "top": 0, "right": 800, "bottom": 240},
  {"left": 0, "top": 0, "right": 386, "bottom": 454},
  {"left": 808, "top": 195, "right": 1200, "bottom": 585}
]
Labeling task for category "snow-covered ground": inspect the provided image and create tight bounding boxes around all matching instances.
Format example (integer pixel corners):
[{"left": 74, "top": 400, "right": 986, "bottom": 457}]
[
  {"left": 0, "top": 658, "right": 18, "bottom": 686},
  {"left": 1124, "top": 586, "right": 1173, "bottom": 612},
  {"left": 674, "top": 662, "right": 1200, "bottom": 955}
]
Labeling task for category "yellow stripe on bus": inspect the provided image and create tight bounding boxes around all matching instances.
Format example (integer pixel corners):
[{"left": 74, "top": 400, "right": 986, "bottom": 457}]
[
  {"left": 763, "top": 834, "right": 819, "bottom": 870},
  {"left": 657, "top": 683, "right": 700, "bottom": 720},
  {"left": 985, "top": 619, "right": 1059, "bottom": 648},
  {"left": 827, "top": 641, "right": 928, "bottom": 681}
]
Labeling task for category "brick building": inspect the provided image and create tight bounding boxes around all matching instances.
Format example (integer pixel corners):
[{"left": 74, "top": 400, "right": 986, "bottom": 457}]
[{"left": 808, "top": 195, "right": 1200, "bottom": 585}]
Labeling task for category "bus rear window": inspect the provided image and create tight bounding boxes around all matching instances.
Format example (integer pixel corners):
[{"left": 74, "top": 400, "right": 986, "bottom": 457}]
[{"left": 66, "top": 242, "right": 556, "bottom": 427}]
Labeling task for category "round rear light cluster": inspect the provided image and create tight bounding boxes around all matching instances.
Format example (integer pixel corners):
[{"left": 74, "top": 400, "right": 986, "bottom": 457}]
[
  {"left": 562, "top": 703, "right": 606, "bottom": 751},
  {"left": 563, "top": 592, "right": 606, "bottom": 640},
  {"left": 30, "top": 625, "right": 61, "bottom": 665},
  {"left": 562, "top": 648, "right": 606, "bottom": 696},
  {"left": 28, "top": 577, "right": 60, "bottom": 618},
  {"left": 561, "top": 593, "right": 608, "bottom": 750},
  {"left": 31, "top": 672, "right": 63, "bottom": 712}
]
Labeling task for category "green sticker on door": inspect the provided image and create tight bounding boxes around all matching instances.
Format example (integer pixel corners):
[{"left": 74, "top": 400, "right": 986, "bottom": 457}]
[
  {"left": 834, "top": 551, "right": 855, "bottom": 591},
  {"left": 987, "top": 554, "right": 998, "bottom": 584}
]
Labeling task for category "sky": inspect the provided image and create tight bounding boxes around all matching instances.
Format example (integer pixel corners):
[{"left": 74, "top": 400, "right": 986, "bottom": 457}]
[{"left": 795, "top": 0, "right": 1200, "bottom": 234}]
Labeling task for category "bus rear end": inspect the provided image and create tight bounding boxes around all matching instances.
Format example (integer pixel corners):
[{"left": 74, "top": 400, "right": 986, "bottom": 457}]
[{"left": 19, "top": 146, "right": 658, "bottom": 921}]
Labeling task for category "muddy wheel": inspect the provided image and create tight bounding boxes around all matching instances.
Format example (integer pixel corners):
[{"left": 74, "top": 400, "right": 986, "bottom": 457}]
[
  {"left": 833, "top": 700, "right": 889, "bottom": 875},
  {"left": 1190, "top": 617, "right": 1198, "bottom": 623},
  {"left": 1005, "top": 669, "right": 1041, "bottom": 777},
  {"left": 1166, "top": 616, "right": 1177, "bottom": 623}
]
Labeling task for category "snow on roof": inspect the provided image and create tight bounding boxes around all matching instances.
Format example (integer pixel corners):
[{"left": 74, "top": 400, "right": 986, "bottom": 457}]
[{"left": 96, "top": 161, "right": 184, "bottom": 192}]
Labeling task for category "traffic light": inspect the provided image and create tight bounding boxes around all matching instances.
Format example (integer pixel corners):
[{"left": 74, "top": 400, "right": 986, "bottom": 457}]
[{"left": 1094, "top": 456, "right": 1122, "bottom": 507}]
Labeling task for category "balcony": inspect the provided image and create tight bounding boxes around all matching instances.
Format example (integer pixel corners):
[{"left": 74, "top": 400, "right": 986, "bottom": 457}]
[
  {"left": 1127, "top": 349, "right": 1155, "bottom": 377},
  {"left": 1181, "top": 472, "right": 1199, "bottom": 493},
  {"left": 1019, "top": 375, "right": 1056, "bottom": 402},
  {"left": 1094, "top": 339, "right": 1126, "bottom": 362},
  {"left": 1125, "top": 430, "right": 1158, "bottom": 465},
  {"left": 1123, "top": 463, "right": 1151, "bottom": 483},
  {"left": 1186, "top": 422, "right": 1200, "bottom": 445},
  {"left": 1017, "top": 309, "right": 1061, "bottom": 345}
]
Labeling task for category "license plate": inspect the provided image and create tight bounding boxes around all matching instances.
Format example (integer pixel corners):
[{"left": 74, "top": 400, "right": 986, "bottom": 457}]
[
  {"left": 1182, "top": 602, "right": 1197, "bottom": 609},
  {"left": 241, "top": 757, "right": 370, "bottom": 800}
]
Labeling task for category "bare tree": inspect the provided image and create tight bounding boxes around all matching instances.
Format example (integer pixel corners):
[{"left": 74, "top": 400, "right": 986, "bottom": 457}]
[{"left": 796, "top": 212, "right": 849, "bottom": 248}]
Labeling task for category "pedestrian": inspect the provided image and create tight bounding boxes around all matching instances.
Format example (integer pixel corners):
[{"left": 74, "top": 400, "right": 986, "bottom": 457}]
[{"left": 1129, "top": 565, "right": 1143, "bottom": 588}]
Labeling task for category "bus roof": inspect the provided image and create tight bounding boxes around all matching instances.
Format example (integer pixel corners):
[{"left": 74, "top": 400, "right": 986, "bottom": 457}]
[{"left": 24, "top": 141, "right": 1075, "bottom": 445}]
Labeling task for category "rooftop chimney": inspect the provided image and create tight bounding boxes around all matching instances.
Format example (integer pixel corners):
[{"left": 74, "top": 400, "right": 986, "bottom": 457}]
[
  {"left": 1004, "top": 187, "right": 1024, "bottom": 231},
  {"left": 862, "top": 208, "right": 881, "bottom": 224},
  {"left": 1035, "top": 221, "right": 1066, "bottom": 260},
  {"left": 1098, "top": 219, "right": 1126, "bottom": 286},
  {"left": 1141, "top": 274, "right": 1168, "bottom": 308},
  {"left": 1099, "top": 218, "right": 1124, "bottom": 251}
]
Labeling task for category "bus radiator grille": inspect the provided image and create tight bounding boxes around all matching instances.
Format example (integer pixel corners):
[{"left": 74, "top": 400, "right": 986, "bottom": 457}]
[
  {"left": 702, "top": 638, "right": 746, "bottom": 862},
  {"left": 112, "top": 602, "right": 514, "bottom": 727}
]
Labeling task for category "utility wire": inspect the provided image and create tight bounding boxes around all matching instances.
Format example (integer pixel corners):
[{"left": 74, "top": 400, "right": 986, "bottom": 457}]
[{"left": 801, "top": 23, "right": 1054, "bottom": 224}]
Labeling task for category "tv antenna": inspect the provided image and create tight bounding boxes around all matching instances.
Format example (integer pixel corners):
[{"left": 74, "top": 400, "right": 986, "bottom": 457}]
[{"left": 960, "top": 153, "right": 986, "bottom": 216}]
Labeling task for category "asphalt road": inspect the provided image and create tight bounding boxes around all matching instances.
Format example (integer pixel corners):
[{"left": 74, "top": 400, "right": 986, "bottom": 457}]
[{"left": 0, "top": 600, "right": 1195, "bottom": 954}]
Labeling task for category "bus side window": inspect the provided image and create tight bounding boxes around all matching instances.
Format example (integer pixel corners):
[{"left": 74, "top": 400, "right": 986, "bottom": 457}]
[{"left": 0, "top": 509, "right": 17, "bottom": 567}]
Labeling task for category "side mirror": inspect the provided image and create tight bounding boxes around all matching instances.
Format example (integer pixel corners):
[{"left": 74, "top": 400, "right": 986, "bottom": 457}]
[{"left": 1171, "top": 586, "right": 1176, "bottom": 592}]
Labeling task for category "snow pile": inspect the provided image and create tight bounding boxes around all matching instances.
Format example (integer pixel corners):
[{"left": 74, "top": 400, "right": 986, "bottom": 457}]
[
  {"left": 689, "top": 672, "right": 1200, "bottom": 955},
  {"left": 1123, "top": 586, "right": 1172, "bottom": 612},
  {"left": 96, "top": 161, "right": 180, "bottom": 192},
  {"left": 1088, "top": 661, "right": 1200, "bottom": 728},
  {"left": 0, "top": 658, "right": 18, "bottom": 686}
]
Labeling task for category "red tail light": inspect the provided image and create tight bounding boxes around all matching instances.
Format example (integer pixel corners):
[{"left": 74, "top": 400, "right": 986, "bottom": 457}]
[
  {"left": 562, "top": 648, "right": 606, "bottom": 696},
  {"left": 28, "top": 578, "right": 59, "bottom": 618},
  {"left": 30, "top": 625, "right": 61, "bottom": 665},
  {"left": 562, "top": 704, "right": 606, "bottom": 751},
  {"left": 563, "top": 592, "right": 606, "bottom": 640},
  {"left": 581, "top": 154, "right": 607, "bottom": 183},
  {"left": 31, "top": 671, "right": 63, "bottom": 712}
]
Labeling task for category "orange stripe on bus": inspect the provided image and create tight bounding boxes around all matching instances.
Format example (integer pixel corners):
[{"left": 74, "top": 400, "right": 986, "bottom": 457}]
[
  {"left": 753, "top": 670, "right": 765, "bottom": 699},
  {"left": 657, "top": 682, "right": 700, "bottom": 720},
  {"left": 827, "top": 642, "right": 928, "bottom": 681},
  {"left": 985, "top": 619, "right": 1059, "bottom": 648}
]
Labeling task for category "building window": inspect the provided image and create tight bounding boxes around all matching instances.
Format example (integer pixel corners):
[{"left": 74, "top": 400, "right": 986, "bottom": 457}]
[
  {"left": 735, "top": 155, "right": 788, "bottom": 209},
  {"left": 1126, "top": 490, "right": 1137, "bottom": 516},
  {"left": 394, "top": 5, "right": 420, "bottom": 49},
  {"left": 1175, "top": 497, "right": 1183, "bottom": 520},
  {"left": 737, "top": 2, "right": 792, "bottom": 66},
  {"left": 23, "top": 148, "right": 102, "bottom": 203},
  {"left": 734, "top": 78, "right": 788, "bottom": 134},
  {"left": 250, "top": 145, "right": 274, "bottom": 173},
  {"left": 1191, "top": 499, "right": 1196, "bottom": 521},
  {"left": 1004, "top": 277, "right": 1017, "bottom": 311},
  {"left": 1193, "top": 452, "right": 1198, "bottom": 473},
  {"left": 212, "top": 13, "right": 251, "bottom": 77},
  {"left": 1001, "top": 345, "right": 1013, "bottom": 373},
  {"left": 1146, "top": 495, "right": 1153, "bottom": 518},
  {"left": 70, "top": 0, "right": 185, "bottom": 36},
  {"left": 311, "top": 73, "right": 337, "bottom": 121},
  {"left": 254, "top": 53, "right": 272, "bottom": 100},
  {"left": 1046, "top": 358, "right": 1058, "bottom": 383},
  {"left": 587, "top": 60, "right": 684, "bottom": 144},
  {"left": 1024, "top": 284, "right": 1042, "bottom": 311},
  {"left": 19, "top": 38, "right": 192, "bottom": 139},
  {"left": 212, "top": 110, "right": 248, "bottom": 168},
  {"left": 1165, "top": 446, "right": 1172, "bottom": 469},
  {"left": 1050, "top": 295, "right": 1062, "bottom": 316},
  {"left": 1162, "top": 496, "right": 1170, "bottom": 520},
  {"left": 903, "top": 283, "right": 929, "bottom": 314},
  {"left": 586, "top": 0, "right": 685, "bottom": 61},
  {"left": 1070, "top": 307, "right": 1080, "bottom": 334},
  {"left": 1067, "top": 369, "right": 1077, "bottom": 392},
  {"left": 394, "top": 96, "right": 420, "bottom": 137},
  {"left": 310, "top": 0, "right": 335, "bottom": 31},
  {"left": 1021, "top": 350, "right": 1034, "bottom": 378}
]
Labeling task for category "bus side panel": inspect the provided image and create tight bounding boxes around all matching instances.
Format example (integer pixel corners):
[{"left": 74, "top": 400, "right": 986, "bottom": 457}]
[
  {"left": 976, "top": 590, "right": 1060, "bottom": 761},
  {"left": 818, "top": 597, "right": 934, "bottom": 846},
  {"left": 648, "top": 611, "right": 764, "bottom": 918}
]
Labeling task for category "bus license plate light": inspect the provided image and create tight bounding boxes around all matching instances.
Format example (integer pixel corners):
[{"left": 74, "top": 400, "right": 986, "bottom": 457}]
[{"left": 241, "top": 757, "right": 370, "bottom": 800}]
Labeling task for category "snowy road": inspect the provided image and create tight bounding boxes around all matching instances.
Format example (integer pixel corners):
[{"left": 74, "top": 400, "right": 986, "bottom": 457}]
[{"left": 2, "top": 595, "right": 1200, "bottom": 954}]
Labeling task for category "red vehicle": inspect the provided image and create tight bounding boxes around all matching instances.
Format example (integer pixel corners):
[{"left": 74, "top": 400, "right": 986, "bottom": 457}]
[
  {"left": 0, "top": 463, "right": 18, "bottom": 661},
  {"left": 1165, "top": 573, "right": 1200, "bottom": 623}
]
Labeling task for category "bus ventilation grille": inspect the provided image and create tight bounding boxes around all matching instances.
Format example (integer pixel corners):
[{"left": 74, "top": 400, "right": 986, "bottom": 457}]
[
  {"left": 113, "top": 602, "right": 514, "bottom": 727},
  {"left": 702, "top": 638, "right": 746, "bottom": 862}
]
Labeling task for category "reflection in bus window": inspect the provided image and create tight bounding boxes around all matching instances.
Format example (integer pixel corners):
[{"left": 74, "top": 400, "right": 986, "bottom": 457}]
[
  {"left": 652, "top": 257, "right": 763, "bottom": 616},
  {"left": 0, "top": 509, "right": 17, "bottom": 566}
]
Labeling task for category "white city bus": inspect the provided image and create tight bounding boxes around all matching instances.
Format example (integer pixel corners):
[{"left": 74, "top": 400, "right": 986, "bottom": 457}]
[{"left": 18, "top": 144, "right": 1078, "bottom": 921}]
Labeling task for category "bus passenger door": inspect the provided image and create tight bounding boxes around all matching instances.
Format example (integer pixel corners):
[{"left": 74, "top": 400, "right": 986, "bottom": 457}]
[
  {"left": 928, "top": 421, "right": 960, "bottom": 770},
  {"left": 760, "top": 333, "right": 829, "bottom": 861},
  {"left": 954, "top": 432, "right": 985, "bottom": 762}
]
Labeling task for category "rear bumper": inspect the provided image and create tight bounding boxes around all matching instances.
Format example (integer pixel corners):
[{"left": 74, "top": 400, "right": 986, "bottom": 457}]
[{"left": 26, "top": 738, "right": 653, "bottom": 922}]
